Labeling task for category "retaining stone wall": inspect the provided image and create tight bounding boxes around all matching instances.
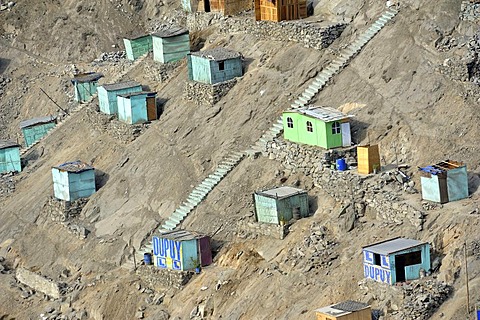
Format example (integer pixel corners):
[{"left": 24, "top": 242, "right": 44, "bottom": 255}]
[
  {"left": 44, "top": 196, "right": 88, "bottom": 222},
  {"left": 16, "top": 268, "right": 61, "bottom": 299},
  {"left": 241, "top": 221, "right": 290, "bottom": 239},
  {"left": 183, "top": 79, "right": 237, "bottom": 106},
  {"left": 136, "top": 265, "right": 193, "bottom": 289},
  {"left": 0, "top": 172, "right": 16, "bottom": 198}
]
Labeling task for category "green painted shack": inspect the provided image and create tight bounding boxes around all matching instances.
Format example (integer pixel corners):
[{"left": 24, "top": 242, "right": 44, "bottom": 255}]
[
  {"left": 419, "top": 160, "right": 469, "bottom": 204},
  {"left": 283, "top": 106, "right": 353, "bottom": 149},
  {"left": 19, "top": 116, "right": 56, "bottom": 148},
  {"left": 123, "top": 34, "right": 152, "bottom": 61},
  {"left": 97, "top": 81, "right": 142, "bottom": 115},
  {"left": 152, "top": 28, "right": 190, "bottom": 63},
  {"left": 0, "top": 140, "right": 21, "bottom": 174},
  {"left": 52, "top": 161, "right": 95, "bottom": 201},
  {"left": 117, "top": 91, "right": 157, "bottom": 124},
  {"left": 254, "top": 186, "right": 308, "bottom": 225},
  {"left": 187, "top": 47, "right": 243, "bottom": 85},
  {"left": 71, "top": 72, "right": 104, "bottom": 103}
]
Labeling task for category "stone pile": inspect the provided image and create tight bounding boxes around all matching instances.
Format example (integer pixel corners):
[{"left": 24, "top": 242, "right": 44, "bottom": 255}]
[
  {"left": 44, "top": 196, "right": 88, "bottom": 222},
  {"left": 136, "top": 265, "right": 193, "bottom": 289},
  {"left": 0, "top": 172, "right": 16, "bottom": 197},
  {"left": 144, "top": 60, "right": 182, "bottom": 83},
  {"left": 470, "top": 239, "right": 480, "bottom": 259},
  {"left": 62, "top": 222, "right": 89, "bottom": 239},
  {"left": 400, "top": 280, "right": 453, "bottom": 320},
  {"left": 0, "top": 75, "right": 11, "bottom": 97},
  {"left": 0, "top": 256, "right": 11, "bottom": 274},
  {"left": 264, "top": 138, "right": 425, "bottom": 230},
  {"left": 93, "top": 51, "right": 127, "bottom": 63},
  {"left": 186, "top": 13, "right": 346, "bottom": 50},
  {"left": 183, "top": 79, "right": 237, "bottom": 106},
  {"left": 460, "top": 1, "right": 480, "bottom": 21}
]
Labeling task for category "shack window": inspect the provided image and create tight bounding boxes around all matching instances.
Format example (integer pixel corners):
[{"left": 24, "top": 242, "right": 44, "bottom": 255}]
[
  {"left": 373, "top": 253, "right": 381, "bottom": 266},
  {"left": 218, "top": 61, "right": 225, "bottom": 71},
  {"left": 401, "top": 251, "right": 422, "bottom": 266},
  {"left": 306, "top": 121, "right": 313, "bottom": 132},
  {"left": 287, "top": 117, "right": 294, "bottom": 128},
  {"left": 332, "top": 121, "right": 341, "bottom": 134}
]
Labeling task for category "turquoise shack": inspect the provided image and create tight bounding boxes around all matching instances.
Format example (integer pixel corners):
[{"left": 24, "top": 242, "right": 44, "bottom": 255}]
[
  {"left": 152, "top": 27, "right": 190, "bottom": 63},
  {"left": 363, "top": 237, "right": 430, "bottom": 285},
  {"left": 123, "top": 34, "right": 152, "bottom": 61},
  {"left": 117, "top": 91, "right": 157, "bottom": 124},
  {"left": 52, "top": 161, "right": 96, "bottom": 201},
  {"left": 419, "top": 160, "right": 469, "bottom": 204},
  {"left": 19, "top": 116, "right": 56, "bottom": 147},
  {"left": 253, "top": 186, "right": 309, "bottom": 224},
  {"left": 97, "top": 81, "right": 142, "bottom": 115},
  {"left": 152, "top": 230, "right": 212, "bottom": 271},
  {"left": 283, "top": 106, "right": 353, "bottom": 149},
  {"left": 0, "top": 140, "right": 21, "bottom": 174},
  {"left": 187, "top": 47, "right": 243, "bottom": 85},
  {"left": 71, "top": 72, "right": 104, "bottom": 103}
]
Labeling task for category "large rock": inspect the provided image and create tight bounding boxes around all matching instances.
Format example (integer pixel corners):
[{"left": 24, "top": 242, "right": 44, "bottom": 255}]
[{"left": 16, "top": 268, "right": 61, "bottom": 299}]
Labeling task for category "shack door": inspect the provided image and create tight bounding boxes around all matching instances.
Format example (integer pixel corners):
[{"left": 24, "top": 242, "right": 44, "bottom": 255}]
[
  {"left": 146, "top": 96, "right": 157, "bottom": 121},
  {"left": 198, "top": 236, "right": 212, "bottom": 267},
  {"left": 341, "top": 122, "right": 351, "bottom": 147}
]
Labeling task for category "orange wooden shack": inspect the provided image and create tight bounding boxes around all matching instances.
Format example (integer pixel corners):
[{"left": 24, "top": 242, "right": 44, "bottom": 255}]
[
  {"left": 255, "top": 0, "right": 307, "bottom": 22},
  {"left": 357, "top": 145, "right": 381, "bottom": 175}
]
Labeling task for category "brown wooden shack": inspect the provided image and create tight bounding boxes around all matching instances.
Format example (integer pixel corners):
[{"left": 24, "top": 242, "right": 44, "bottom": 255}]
[
  {"left": 183, "top": 0, "right": 252, "bottom": 15},
  {"left": 357, "top": 145, "right": 381, "bottom": 175},
  {"left": 254, "top": 0, "right": 307, "bottom": 22}
]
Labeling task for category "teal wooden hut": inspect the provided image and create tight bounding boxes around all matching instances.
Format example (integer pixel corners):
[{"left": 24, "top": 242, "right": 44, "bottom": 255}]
[
  {"left": 283, "top": 106, "right": 353, "bottom": 149},
  {"left": 52, "top": 161, "right": 96, "bottom": 201},
  {"left": 363, "top": 237, "right": 431, "bottom": 285},
  {"left": 123, "top": 34, "right": 152, "bottom": 61},
  {"left": 117, "top": 91, "right": 157, "bottom": 124},
  {"left": 19, "top": 116, "right": 56, "bottom": 148},
  {"left": 71, "top": 72, "right": 103, "bottom": 103},
  {"left": 419, "top": 160, "right": 469, "bottom": 204},
  {"left": 152, "top": 230, "right": 212, "bottom": 271},
  {"left": 97, "top": 81, "right": 142, "bottom": 115},
  {"left": 254, "top": 186, "right": 308, "bottom": 224},
  {"left": 0, "top": 140, "right": 21, "bottom": 174},
  {"left": 152, "top": 28, "right": 190, "bottom": 63},
  {"left": 187, "top": 47, "right": 243, "bottom": 85}
]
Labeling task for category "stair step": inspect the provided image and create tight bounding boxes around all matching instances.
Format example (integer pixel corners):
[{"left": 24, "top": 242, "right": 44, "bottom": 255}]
[
  {"left": 273, "top": 123, "right": 283, "bottom": 129},
  {"left": 164, "top": 220, "right": 177, "bottom": 229},
  {"left": 218, "top": 163, "right": 233, "bottom": 169},
  {"left": 186, "top": 197, "right": 199, "bottom": 206},
  {"left": 215, "top": 167, "right": 229, "bottom": 174},
  {"left": 291, "top": 102, "right": 302, "bottom": 108},
  {"left": 175, "top": 207, "right": 189, "bottom": 215},
  {"left": 188, "top": 194, "right": 203, "bottom": 202},
  {"left": 312, "top": 79, "right": 326, "bottom": 87},
  {"left": 181, "top": 202, "right": 195, "bottom": 210},
  {"left": 302, "top": 90, "right": 315, "bottom": 99},
  {"left": 170, "top": 216, "right": 184, "bottom": 224}
]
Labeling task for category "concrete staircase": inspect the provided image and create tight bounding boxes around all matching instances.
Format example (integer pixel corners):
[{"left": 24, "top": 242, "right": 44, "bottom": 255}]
[{"left": 20, "top": 54, "right": 149, "bottom": 156}]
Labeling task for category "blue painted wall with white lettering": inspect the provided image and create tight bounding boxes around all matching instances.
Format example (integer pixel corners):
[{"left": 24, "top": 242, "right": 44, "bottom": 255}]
[{"left": 152, "top": 236, "right": 199, "bottom": 271}]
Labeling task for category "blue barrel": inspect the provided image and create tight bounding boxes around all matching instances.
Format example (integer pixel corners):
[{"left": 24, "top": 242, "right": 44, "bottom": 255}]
[
  {"left": 144, "top": 253, "right": 152, "bottom": 265},
  {"left": 477, "top": 309, "right": 480, "bottom": 320},
  {"left": 336, "top": 158, "right": 347, "bottom": 171}
]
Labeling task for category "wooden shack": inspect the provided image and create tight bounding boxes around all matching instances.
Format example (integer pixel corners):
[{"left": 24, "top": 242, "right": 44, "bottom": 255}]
[
  {"left": 123, "top": 34, "right": 152, "bottom": 61},
  {"left": 71, "top": 72, "right": 103, "bottom": 103},
  {"left": 97, "top": 81, "right": 143, "bottom": 115},
  {"left": 357, "top": 145, "right": 380, "bottom": 174},
  {"left": 255, "top": 0, "right": 307, "bottom": 22},
  {"left": 182, "top": 0, "right": 252, "bottom": 15},
  {"left": 315, "top": 300, "right": 372, "bottom": 320},
  {"left": 152, "top": 28, "right": 190, "bottom": 63},
  {"left": 52, "top": 161, "right": 96, "bottom": 201},
  {"left": 19, "top": 116, "right": 56, "bottom": 148},
  {"left": 152, "top": 230, "right": 212, "bottom": 271},
  {"left": 117, "top": 91, "right": 157, "bottom": 124},
  {"left": 254, "top": 186, "right": 308, "bottom": 224},
  {"left": 363, "top": 237, "right": 430, "bottom": 285},
  {"left": 419, "top": 160, "right": 469, "bottom": 204},
  {"left": 283, "top": 106, "right": 353, "bottom": 149},
  {"left": 0, "top": 140, "right": 21, "bottom": 174}
]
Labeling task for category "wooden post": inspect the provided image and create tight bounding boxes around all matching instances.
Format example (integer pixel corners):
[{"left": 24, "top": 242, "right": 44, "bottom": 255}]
[
  {"left": 133, "top": 247, "right": 137, "bottom": 272},
  {"left": 465, "top": 241, "right": 471, "bottom": 319},
  {"left": 40, "top": 88, "right": 69, "bottom": 115}
]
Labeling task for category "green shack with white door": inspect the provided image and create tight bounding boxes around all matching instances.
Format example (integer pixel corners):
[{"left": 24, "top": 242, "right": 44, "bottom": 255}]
[{"left": 19, "top": 116, "right": 56, "bottom": 148}]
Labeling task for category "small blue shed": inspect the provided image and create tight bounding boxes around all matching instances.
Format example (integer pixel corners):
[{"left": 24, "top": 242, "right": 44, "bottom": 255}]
[
  {"left": 123, "top": 34, "right": 153, "bottom": 61},
  {"left": 0, "top": 140, "right": 21, "bottom": 174},
  {"left": 419, "top": 160, "right": 469, "bottom": 204},
  {"left": 363, "top": 237, "right": 430, "bottom": 285},
  {"left": 152, "top": 28, "right": 190, "bottom": 63},
  {"left": 152, "top": 230, "right": 212, "bottom": 271},
  {"left": 97, "top": 81, "right": 142, "bottom": 115},
  {"left": 71, "top": 72, "right": 104, "bottom": 103},
  {"left": 19, "top": 116, "right": 56, "bottom": 147},
  {"left": 52, "top": 161, "right": 96, "bottom": 201},
  {"left": 117, "top": 91, "right": 157, "bottom": 124},
  {"left": 187, "top": 47, "right": 243, "bottom": 85}
]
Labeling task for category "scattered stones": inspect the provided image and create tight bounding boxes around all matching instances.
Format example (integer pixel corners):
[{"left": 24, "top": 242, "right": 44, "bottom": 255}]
[
  {"left": 144, "top": 60, "right": 182, "bottom": 83},
  {"left": 0, "top": 172, "right": 16, "bottom": 198},
  {"left": 401, "top": 280, "right": 453, "bottom": 320},
  {"left": 16, "top": 268, "right": 61, "bottom": 300},
  {"left": 93, "top": 51, "right": 127, "bottom": 63},
  {"left": 460, "top": 1, "right": 480, "bottom": 21},
  {"left": 184, "top": 79, "right": 237, "bottom": 106}
]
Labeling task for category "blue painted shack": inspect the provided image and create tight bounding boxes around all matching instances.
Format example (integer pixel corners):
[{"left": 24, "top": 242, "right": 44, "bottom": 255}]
[
  {"left": 152, "top": 230, "right": 212, "bottom": 271},
  {"left": 71, "top": 72, "right": 104, "bottom": 103},
  {"left": 419, "top": 160, "right": 469, "bottom": 204},
  {"left": 152, "top": 28, "right": 190, "bottom": 63},
  {"left": 0, "top": 140, "right": 21, "bottom": 174},
  {"left": 117, "top": 91, "right": 157, "bottom": 124},
  {"left": 19, "top": 116, "right": 56, "bottom": 147},
  {"left": 123, "top": 34, "right": 153, "bottom": 61},
  {"left": 97, "top": 81, "right": 142, "bottom": 115},
  {"left": 254, "top": 186, "right": 309, "bottom": 225},
  {"left": 363, "top": 237, "right": 430, "bottom": 285},
  {"left": 187, "top": 47, "right": 243, "bottom": 85},
  {"left": 52, "top": 161, "right": 95, "bottom": 201}
]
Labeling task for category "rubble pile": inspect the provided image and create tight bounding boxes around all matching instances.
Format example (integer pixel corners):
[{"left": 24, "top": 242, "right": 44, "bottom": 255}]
[
  {"left": 183, "top": 79, "right": 237, "bottom": 106},
  {"left": 0, "top": 172, "right": 16, "bottom": 197},
  {"left": 400, "top": 280, "right": 453, "bottom": 320},
  {"left": 43, "top": 196, "right": 88, "bottom": 222},
  {"left": 144, "top": 60, "right": 182, "bottom": 83},
  {"left": 92, "top": 51, "right": 127, "bottom": 63},
  {"left": 0, "top": 75, "right": 11, "bottom": 97},
  {"left": 460, "top": 0, "right": 480, "bottom": 21}
]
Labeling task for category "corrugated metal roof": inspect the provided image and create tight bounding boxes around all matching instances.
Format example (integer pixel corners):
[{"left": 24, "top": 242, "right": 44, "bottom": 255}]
[
  {"left": 363, "top": 237, "right": 427, "bottom": 255},
  {"left": 419, "top": 160, "right": 465, "bottom": 175},
  {"left": 72, "top": 72, "right": 104, "bottom": 83},
  {"left": 101, "top": 81, "right": 141, "bottom": 91},
  {"left": 285, "top": 106, "right": 353, "bottom": 122},
  {"left": 117, "top": 91, "right": 156, "bottom": 98},
  {"left": 191, "top": 47, "right": 241, "bottom": 61},
  {"left": 314, "top": 301, "right": 369, "bottom": 317},
  {"left": 152, "top": 27, "right": 188, "bottom": 38},
  {"left": 257, "top": 186, "right": 306, "bottom": 199},
  {"left": 0, "top": 140, "right": 20, "bottom": 150},
  {"left": 53, "top": 160, "right": 94, "bottom": 173},
  {"left": 19, "top": 115, "right": 56, "bottom": 129},
  {"left": 157, "top": 229, "right": 206, "bottom": 241}
]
